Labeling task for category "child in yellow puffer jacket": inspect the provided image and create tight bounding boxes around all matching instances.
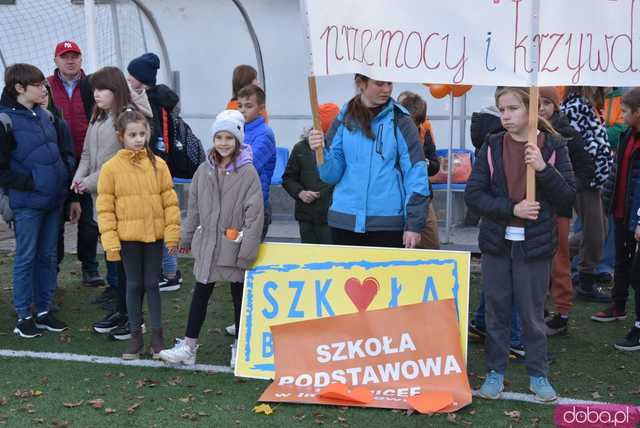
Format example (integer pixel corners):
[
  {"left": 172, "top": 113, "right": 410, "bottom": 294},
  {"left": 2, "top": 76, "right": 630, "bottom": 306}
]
[{"left": 96, "top": 109, "right": 181, "bottom": 360}]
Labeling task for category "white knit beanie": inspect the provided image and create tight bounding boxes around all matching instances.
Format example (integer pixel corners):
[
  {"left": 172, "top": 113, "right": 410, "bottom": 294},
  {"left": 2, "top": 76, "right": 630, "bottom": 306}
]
[{"left": 211, "top": 110, "right": 245, "bottom": 144}]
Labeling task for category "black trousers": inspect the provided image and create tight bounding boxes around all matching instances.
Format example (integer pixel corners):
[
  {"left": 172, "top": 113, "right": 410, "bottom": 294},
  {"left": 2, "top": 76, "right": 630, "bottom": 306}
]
[
  {"left": 331, "top": 228, "right": 403, "bottom": 248},
  {"left": 186, "top": 281, "right": 242, "bottom": 338}
]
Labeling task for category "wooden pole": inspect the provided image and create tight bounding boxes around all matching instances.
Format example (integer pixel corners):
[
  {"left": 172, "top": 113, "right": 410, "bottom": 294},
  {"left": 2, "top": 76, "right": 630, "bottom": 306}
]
[
  {"left": 307, "top": 76, "right": 324, "bottom": 165},
  {"left": 526, "top": 86, "right": 539, "bottom": 202}
]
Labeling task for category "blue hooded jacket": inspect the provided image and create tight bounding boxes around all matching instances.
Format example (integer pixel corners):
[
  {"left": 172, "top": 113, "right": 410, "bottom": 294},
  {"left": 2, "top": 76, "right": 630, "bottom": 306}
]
[
  {"left": 0, "top": 92, "right": 68, "bottom": 211},
  {"left": 244, "top": 116, "right": 275, "bottom": 206},
  {"left": 319, "top": 99, "right": 429, "bottom": 233}
]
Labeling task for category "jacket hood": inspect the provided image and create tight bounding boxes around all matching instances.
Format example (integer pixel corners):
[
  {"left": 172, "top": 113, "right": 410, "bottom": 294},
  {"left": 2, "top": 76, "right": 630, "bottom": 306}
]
[
  {"left": 207, "top": 142, "right": 253, "bottom": 172},
  {"left": 479, "top": 105, "right": 501, "bottom": 117},
  {"left": 146, "top": 84, "right": 179, "bottom": 110}
]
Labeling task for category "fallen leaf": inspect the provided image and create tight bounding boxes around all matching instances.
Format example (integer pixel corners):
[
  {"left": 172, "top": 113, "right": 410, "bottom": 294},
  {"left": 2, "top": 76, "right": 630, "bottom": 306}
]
[
  {"left": 127, "top": 402, "right": 142, "bottom": 414},
  {"left": 0, "top": 397, "right": 6, "bottom": 406},
  {"left": 178, "top": 395, "right": 194, "bottom": 404},
  {"left": 50, "top": 421, "right": 70, "bottom": 428},
  {"left": 168, "top": 376, "right": 184, "bottom": 386},
  {"left": 63, "top": 400, "right": 84, "bottom": 408},
  {"left": 31, "top": 417, "right": 45, "bottom": 424},
  {"left": 253, "top": 403, "right": 274, "bottom": 415},
  {"left": 292, "top": 413, "right": 306, "bottom": 421},
  {"left": 447, "top": 413, "right": 458, "bottom": 424},
  {"left": 88, "top": 398, "right": 104, "bottom": 409},
  {"left": 40, "top": 377, "right": 49, "bottom": 386},
  {"left": 203, "top": 389, "right": 214, "bottom": 394},
  {"left": 18, "top": 403, "right": 35, "bottom": 414},
  {"left": 104, "top": 408, "right": 116, "bottom": 415},
  {"left": 136, "top": 378, "right": 160, "bottom": 388},
  {"left": 592, "top": 391, "right": 601, "bottom": 399},
  {"left": 31, "top": 390, "right": 43, "bottom": 397},
  {"left": 504, "top": 410, "right": 521, "bottom": 421}
]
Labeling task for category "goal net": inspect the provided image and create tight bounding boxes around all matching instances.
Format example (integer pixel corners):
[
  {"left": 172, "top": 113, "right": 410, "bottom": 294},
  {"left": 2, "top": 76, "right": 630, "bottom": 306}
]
[{"left": 0, "top": 0, "right": 170, "bottom": 85}]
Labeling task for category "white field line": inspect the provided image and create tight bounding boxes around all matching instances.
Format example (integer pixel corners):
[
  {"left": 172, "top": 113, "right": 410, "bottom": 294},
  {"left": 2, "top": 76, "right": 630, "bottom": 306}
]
[
  {"left": 0, "top": 349, "right": 233, "bottom": 374},
  {"left": 0, "top": 348, "right": 624, "bottom": 407}
]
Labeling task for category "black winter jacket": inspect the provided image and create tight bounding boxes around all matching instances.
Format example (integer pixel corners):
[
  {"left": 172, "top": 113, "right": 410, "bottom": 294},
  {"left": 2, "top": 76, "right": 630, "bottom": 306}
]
[
  {"left": 550, "top": 112, "right": 595, "bottom": 201},
  {"left": 464, "top": 131, "right": 576, "bottom": 260},
  {"left": 282, "top": 139, "right": 333, "bottom": 224},
  {"left": 470, "top": 108, "right": 504, "bottom": 152},
  {"left": 423, "top": 131, "right": 440, "bottom": 199},
  {"left": 146, "top": 84, "right": 180, "bottom": 154}
]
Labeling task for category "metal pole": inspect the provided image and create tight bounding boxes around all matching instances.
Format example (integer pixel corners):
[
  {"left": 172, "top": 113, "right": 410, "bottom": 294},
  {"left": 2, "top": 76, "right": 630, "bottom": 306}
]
[
  {"left": 459, "top": 92, "right": 468, "bottom": 150},
  {"left": 131, "top": 0, "right": 173, "bottom": 87},
  {"left": 445, "top": 93, "right": 455, "bottom": 244},
  {"left": 110, "top": 1, "right": 123, "bottom": 69},
  {"left": 84, "top": 0, "right": 98, "bottom": 72},
  {"left": 136, "top": 5, "right": 149, "bottom": 52},
  {"left": 231, "top": 0, "right": 266, "bottom": 93}
]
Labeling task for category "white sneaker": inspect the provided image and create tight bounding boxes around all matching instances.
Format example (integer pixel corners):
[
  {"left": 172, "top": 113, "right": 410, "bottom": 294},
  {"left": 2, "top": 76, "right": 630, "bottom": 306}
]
[
  {"left": 158, "top": 338, "right": 198, "bottom": 365},
  {"left": 230, "top": 340, "right": 237, "bottom": 369},
  {"left": 225, "top": 324, "right": 236, "bottom": 336}
]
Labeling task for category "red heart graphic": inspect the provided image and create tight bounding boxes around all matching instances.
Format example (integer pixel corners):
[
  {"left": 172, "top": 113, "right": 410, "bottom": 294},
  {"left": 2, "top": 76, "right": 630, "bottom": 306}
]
[{"left": 344, "top": 277, "right": 379, "bottom": 312}]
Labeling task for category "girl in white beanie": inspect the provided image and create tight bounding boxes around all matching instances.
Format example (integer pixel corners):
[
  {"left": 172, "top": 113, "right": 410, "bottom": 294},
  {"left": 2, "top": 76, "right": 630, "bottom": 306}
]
[{"left": 159, "top": 110, "right": 264, "bottom": 367}]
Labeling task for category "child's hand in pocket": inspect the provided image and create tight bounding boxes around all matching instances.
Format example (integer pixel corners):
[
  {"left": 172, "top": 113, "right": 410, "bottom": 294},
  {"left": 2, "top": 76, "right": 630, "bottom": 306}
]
[
  {"left": 635, "top": 224, "right": 640, "bottom": 241},
  {"left": 179, "top": 242, "right": 191, "bottom": 254},
  {"left": 167, "top": 246, "right": 178, "bottom": 256}
]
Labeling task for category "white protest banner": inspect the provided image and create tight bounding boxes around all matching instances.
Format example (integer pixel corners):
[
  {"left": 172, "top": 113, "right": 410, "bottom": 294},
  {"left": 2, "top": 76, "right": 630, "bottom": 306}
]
[{"left": 301, "top": 0, "right": 640, "bottom": 86}]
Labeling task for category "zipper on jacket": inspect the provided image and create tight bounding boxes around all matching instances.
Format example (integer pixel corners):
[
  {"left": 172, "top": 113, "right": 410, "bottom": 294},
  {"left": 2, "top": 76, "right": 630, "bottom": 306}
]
[{"left": 375, "top": 124, "right": 384, "bottom": 160}]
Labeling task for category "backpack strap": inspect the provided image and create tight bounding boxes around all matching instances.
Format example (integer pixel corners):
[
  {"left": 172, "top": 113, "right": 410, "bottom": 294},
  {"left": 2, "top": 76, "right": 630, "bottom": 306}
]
[
  {"left": 0, "top": 112, "right": 12, "bottom": 134},
  {"left": 162, "top": 108, "right": 171, "bottom": 153},
  {"left": 487, "top": 145, "right": 494, "bottom": 179}
]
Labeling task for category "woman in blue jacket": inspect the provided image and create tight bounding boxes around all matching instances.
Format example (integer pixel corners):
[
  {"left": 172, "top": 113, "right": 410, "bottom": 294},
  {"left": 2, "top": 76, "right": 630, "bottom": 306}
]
[{"left": 308, "top": 74, "right": 429, "bottom": 248}]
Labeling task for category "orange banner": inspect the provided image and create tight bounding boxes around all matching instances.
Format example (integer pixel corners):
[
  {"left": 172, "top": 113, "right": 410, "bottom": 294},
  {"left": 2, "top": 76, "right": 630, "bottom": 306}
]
[{"left": 260, "top": 300, "right": 472, "bottom": 411}]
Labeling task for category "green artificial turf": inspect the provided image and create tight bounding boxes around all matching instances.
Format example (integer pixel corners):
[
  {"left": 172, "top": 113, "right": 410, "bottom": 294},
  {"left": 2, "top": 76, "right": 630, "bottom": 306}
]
[{"left": 0, "top": 252, "right": 638, "bottom": 427}]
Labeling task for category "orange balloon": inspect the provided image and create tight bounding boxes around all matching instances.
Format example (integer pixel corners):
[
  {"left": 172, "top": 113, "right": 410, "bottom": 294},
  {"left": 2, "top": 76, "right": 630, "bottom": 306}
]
[
  {"left": 451, "top": 84, "right": 472, "bottom": 97},
  {"left": 429, "top": 84, "right": 452, "bottom": 99}
]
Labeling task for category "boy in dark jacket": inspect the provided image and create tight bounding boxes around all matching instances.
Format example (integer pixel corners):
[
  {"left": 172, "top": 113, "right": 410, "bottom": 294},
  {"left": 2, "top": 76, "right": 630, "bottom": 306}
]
[
  {"left": 594, "top": 88, "right": 640, "bottom": 351},
  {"left": 539, "top": 87, "right": 595, "bottom": 335},
  {"left": 282, "top": 103, "right": 337, "bottom": 244},
  {"left": 398, "top": 91, "right": 440, "bottom": 249},
  {"left": 1, "top": 64, "right": 72, "bottom": 338}
]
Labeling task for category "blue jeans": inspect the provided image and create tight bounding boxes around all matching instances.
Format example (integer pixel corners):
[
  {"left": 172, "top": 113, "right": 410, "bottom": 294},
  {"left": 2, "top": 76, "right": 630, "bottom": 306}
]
[
  {"left": 473, "top": 291, "right": 523, "bottom": 347},
  {"left": 162, "top": 245, "right": 177, "bottom": 275},
  {"left": 13, "top": 206, "right": 62, "bottom": 319}
]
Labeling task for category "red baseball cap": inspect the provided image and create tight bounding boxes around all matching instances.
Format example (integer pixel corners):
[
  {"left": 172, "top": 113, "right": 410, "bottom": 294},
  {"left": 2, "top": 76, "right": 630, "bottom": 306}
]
[{"left": 54, "top": 40, "right": 81, "bottom": 57}]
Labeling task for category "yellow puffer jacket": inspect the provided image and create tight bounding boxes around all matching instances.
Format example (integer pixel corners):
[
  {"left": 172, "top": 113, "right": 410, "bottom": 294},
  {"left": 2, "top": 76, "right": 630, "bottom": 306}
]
[{"left": 97, "top": 149, "right": 181, "bottom": 261}]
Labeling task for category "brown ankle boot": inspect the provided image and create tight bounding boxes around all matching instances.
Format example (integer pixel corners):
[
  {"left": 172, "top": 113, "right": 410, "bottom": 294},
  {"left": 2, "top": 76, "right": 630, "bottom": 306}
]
[
  {"left": 150, "top": 328, "right": 164, "bottom": 359},
  {"left": 122, "top": 328, "right": 143, "bottom": 360}
]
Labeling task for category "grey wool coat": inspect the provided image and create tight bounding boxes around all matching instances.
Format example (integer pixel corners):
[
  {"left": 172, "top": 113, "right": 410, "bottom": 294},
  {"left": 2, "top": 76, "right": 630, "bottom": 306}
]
[{"left": 181, "top": 155, "right": 264, "bottom": 284}]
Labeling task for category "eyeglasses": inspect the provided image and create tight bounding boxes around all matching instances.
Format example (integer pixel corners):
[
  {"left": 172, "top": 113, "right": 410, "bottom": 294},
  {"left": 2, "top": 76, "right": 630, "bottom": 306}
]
[{"left": 26, "top": 81, "right": 47, "bottom": 88}]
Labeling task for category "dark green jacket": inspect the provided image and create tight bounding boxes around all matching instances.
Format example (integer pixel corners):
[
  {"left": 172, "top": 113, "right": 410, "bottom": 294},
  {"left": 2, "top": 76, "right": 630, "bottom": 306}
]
[{"left": 282, "top": 139, "right": 333, "bottom": 224}]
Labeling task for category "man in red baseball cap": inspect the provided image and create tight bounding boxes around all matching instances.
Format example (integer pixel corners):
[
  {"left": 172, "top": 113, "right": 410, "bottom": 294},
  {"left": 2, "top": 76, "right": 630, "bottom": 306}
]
[{"left": 47, "top": 41, "right": 105, "bottom": 290}]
